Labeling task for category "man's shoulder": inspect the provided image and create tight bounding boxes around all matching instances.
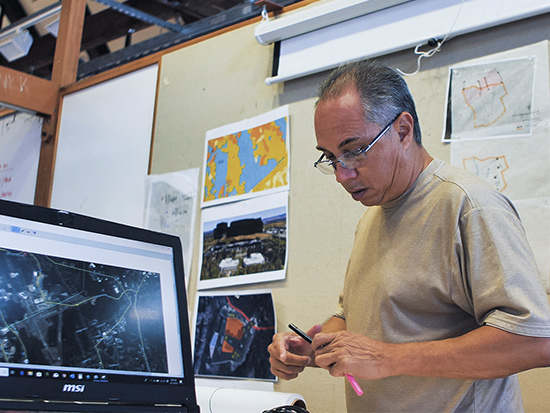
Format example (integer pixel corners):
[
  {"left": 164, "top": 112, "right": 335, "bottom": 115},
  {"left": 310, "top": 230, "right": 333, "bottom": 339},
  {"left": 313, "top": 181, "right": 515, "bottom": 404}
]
[
  {"left": 428, "top": 159, "right": 513, "bottom": 211},
  {"left": 431, "top": 159, "right": 488, "bottom": 187}
]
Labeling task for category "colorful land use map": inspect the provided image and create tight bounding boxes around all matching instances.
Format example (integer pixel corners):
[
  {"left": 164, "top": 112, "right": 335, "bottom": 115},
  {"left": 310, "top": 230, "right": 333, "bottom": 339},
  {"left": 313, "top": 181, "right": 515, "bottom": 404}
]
[{"left": 203, "top": 113, "right": 288, "bottom": 206}]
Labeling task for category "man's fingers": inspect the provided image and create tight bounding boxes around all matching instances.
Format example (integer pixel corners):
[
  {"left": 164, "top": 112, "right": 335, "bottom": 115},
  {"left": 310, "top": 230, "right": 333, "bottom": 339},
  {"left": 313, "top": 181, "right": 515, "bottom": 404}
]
[
  {"left": 307, "top": 324, "right": 323, "bottom": 338},
  {"left": 312, "top": 332, "right": 336, "bottom": 351},
  {"left": 268, "top": 331, "right": 313, "bottom": 380},
  {"left": 270, "top": 366, "right": 299, "bottom": 380},
  {"left": 269, "top": 354, "right": 308, "bottom": 380}
]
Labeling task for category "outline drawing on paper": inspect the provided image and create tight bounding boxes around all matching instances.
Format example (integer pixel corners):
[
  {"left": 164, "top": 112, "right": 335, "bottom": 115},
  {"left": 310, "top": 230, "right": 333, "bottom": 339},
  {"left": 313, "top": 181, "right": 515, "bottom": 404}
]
[
  {"left": 462, "top": 69, "right": 508, "bottom": 128},
  {"left": 463, "top": 155, "right": 509, "bottom": 192}
]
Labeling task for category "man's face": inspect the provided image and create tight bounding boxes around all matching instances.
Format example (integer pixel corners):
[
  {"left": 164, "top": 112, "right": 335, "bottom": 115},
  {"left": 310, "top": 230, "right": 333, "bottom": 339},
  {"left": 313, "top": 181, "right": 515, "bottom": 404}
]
[{"left": 314, "top": 88, "right": 408, "bottom": 206}]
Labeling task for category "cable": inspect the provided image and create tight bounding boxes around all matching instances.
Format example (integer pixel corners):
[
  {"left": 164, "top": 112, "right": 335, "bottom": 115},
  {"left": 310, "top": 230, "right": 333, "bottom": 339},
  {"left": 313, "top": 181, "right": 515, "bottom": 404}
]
[{"left": 396, "top": 0, "right": 466, "bottom": 76}]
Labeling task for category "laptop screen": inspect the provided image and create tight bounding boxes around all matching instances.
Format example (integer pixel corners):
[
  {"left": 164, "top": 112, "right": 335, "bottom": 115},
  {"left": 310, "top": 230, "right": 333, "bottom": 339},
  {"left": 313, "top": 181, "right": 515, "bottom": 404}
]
[{"left": 0, "top": 200, "right": 198, "bottom": 412}]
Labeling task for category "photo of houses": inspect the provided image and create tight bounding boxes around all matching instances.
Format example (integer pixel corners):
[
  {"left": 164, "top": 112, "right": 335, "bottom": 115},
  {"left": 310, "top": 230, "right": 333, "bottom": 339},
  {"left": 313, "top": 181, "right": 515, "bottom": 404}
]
[{"left": 198, "top": 192, "right": 287, "bottom": 289}]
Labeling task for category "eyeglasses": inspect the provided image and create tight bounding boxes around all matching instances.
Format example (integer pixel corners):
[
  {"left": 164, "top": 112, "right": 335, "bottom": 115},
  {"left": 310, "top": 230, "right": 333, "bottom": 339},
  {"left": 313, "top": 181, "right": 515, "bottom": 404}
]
[{"left": 313, "top": 114, "right": 400, "bottom": 175}]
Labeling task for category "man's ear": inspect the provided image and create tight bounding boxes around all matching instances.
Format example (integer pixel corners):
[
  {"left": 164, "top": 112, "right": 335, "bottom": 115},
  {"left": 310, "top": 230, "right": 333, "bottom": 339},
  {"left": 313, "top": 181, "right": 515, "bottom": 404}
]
[{"left": 396, "top": 112, "right": 415, "bottom": 147}]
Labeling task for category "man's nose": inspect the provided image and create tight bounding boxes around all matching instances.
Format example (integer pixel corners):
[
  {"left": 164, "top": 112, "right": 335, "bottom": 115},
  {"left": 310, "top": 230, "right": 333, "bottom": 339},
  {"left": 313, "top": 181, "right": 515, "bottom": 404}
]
[{"left": 335, "top": 164, "right": 358, "bottom": 183}]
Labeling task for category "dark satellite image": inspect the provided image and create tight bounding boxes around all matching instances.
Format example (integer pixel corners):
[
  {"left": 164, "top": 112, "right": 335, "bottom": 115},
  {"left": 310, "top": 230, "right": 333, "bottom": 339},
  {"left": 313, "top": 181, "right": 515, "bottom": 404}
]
[
  {"left": 193, "top": 293, "right": 275, "bottom": 380},
  {"left": 0, "top": 247, "right": 168, "bottom": 373}
]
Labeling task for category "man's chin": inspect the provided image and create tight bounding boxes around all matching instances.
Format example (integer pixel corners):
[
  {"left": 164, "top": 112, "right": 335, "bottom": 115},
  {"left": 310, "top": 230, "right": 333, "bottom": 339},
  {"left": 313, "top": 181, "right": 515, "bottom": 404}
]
[{"left": 351, "top": 190, "right": 381, "bottom": 207}]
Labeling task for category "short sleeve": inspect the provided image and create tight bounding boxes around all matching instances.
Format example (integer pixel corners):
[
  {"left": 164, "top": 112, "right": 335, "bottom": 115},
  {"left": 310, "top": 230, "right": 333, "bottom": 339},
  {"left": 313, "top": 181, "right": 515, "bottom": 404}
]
[
  {"left": 334, "top": 291, "right": 345, "bottom": 320},
  {"left": 459, "top": 204, "right": 550, "bottom": 337}
]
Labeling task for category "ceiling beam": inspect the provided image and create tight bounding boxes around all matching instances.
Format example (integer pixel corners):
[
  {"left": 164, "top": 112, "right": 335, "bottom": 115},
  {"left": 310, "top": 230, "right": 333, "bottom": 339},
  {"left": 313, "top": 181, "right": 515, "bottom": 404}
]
[
  {"left": 93, "top": 0, "right": 184, "bottom": 33},
  {"left": 0, "top": 65, "right": 58, "bottom": 114},
  {"left": 0, "top": 0, "right": 40, "bottom": 38},
  {"left": 1, "top": 0, "right": 184, "bottom": 77}
]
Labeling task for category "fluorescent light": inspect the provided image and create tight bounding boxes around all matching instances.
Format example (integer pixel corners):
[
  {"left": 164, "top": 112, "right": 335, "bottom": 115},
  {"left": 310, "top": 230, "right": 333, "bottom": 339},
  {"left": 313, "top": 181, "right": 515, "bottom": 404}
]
[
  {"left": 46, "top": 18, "right": 60, "bottom": 38},
  {"left": 0, "top": 2, "right": 62, "bottom": 41},
  {"left": 0, "top": 2, "right": 62, "bottom": 61},
  {"left": 0, "top": 30, "right": 33, "bottom": 62}
]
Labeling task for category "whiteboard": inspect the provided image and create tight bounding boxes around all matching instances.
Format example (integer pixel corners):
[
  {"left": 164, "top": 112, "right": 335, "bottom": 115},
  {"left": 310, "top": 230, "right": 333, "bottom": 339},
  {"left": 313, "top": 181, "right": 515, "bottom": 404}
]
[
  {"left": 0, "top": 112, "right": 42, "bottom": 204},
  {"left": 51, "top": 65, "right": 158, "bottom": 227}
]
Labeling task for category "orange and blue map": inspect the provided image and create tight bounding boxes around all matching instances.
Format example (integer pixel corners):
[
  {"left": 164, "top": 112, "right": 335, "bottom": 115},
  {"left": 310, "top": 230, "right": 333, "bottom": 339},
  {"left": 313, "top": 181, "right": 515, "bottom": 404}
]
[{"left": 203, "top": 116, "right": 288, "bottom": 203}]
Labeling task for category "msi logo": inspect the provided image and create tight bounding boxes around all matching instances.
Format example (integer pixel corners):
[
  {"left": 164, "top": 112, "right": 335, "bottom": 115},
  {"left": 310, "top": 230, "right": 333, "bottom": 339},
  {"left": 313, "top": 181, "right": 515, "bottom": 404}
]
[{"left": 62, "top": 383, "right": 86, "bottom": 393}]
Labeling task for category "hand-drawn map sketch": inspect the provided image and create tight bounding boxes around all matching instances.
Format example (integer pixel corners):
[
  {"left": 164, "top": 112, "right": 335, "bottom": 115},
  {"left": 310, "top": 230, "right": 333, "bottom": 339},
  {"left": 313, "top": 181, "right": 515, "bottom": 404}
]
[
  {"left": 444, "top": 56, "right": 536, "bottom": 141},
  {"left": 462, "top": 155, "right": 509, "bottom": 193},
  {"left": 451, "top": 136, "right": 550, "bottom": 201},
  {"left": 144, "top": 169, "right": 199, "bottom": 285}
]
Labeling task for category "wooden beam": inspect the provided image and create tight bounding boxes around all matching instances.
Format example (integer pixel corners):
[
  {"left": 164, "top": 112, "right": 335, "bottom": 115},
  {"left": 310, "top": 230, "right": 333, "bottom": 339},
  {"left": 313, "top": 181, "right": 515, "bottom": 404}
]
[
  {"left": 0, "top": 108, "right": 16, "bottom": 118},
  {"left": 0, "top": 66, "right": 58, "bottom": 115},
  {"left": 35, "top": 0, "right": 87, "bottom": 207},
  {"left": 51, "top": 0, "right": 87, "bottom": 87}
]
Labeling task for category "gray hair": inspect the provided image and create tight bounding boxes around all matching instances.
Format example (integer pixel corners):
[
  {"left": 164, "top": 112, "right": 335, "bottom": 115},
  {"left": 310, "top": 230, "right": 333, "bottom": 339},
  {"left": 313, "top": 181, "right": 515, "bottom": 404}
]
[{"left": 317, "top": 59, "right": 422, "bottom": 145}]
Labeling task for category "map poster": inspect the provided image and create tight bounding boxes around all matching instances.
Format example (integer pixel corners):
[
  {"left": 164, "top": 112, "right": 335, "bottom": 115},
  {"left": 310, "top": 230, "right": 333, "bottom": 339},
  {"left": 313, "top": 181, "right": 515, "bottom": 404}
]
[
  {"left": 143, "top": 168, "right": 199, "bottom": 286},
  {"left": 198, "top": 191, "right": 288, "bottom": 290},
  {"left": 450, "top": 135, "right": 550, "bottom": 201},
  {"left": 443, "top": 56, "right": 537, "bottom": 141},
  {"left": 201, "top": 106, "right": 289, "bottom": 208},
  {"left": 192, "top": 289, "right": 276, "bottom": 381}
]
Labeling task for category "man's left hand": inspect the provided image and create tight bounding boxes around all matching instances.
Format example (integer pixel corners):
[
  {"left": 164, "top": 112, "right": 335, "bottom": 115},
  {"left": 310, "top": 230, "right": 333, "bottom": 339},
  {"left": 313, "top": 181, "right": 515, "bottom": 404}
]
[{"left": 312, "top": 331, "right": 394, "bottom": 380}]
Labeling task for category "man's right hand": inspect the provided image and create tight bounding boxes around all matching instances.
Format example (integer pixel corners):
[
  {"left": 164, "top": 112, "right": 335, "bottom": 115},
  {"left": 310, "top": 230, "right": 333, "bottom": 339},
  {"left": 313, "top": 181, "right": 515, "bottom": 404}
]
[{"left": 268, "top": 324, "right": 322, "bottom": 380}]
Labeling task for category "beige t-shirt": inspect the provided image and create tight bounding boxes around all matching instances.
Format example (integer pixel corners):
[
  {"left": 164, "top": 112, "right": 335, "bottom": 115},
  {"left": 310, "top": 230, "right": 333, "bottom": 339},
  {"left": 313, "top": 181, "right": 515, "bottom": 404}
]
[{"left": 336, "top": 159, "right": 550, "bottom": 412}]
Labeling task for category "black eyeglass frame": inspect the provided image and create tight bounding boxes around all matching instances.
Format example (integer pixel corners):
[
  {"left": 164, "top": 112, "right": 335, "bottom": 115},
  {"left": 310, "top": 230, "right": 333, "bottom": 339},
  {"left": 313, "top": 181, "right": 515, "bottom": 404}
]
[{"left": 313, "top": 113, "right": 402, "bottom": 175}]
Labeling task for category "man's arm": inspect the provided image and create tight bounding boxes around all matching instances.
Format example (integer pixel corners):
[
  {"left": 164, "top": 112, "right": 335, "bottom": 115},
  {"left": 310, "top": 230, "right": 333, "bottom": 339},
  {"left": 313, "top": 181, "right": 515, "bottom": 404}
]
[
  {"left": 312, "top": 325, "right": 550, "bottom": 380},
  {"left": 320, "top": 315, "right": 346, "bottom": 333}
]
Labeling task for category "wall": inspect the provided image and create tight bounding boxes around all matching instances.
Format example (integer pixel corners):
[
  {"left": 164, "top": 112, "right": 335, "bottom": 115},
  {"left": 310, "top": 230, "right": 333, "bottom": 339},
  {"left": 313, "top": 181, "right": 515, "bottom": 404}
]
[{"left": 152, "top": 12, "right": 550, "bottom": 413}]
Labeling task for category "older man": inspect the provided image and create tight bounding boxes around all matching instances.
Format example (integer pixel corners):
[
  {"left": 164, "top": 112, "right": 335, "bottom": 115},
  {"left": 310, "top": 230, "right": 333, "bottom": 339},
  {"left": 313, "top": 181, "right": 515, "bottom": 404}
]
[{"left": 268, "top": 60, "right": 550, "bottom": 412}]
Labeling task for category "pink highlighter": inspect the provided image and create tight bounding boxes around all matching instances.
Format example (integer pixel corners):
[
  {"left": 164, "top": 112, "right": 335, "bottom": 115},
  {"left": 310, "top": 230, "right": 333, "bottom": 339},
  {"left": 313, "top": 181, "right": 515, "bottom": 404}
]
[{"left": 288, "top": 323, "right": 364, "bottom": 396}]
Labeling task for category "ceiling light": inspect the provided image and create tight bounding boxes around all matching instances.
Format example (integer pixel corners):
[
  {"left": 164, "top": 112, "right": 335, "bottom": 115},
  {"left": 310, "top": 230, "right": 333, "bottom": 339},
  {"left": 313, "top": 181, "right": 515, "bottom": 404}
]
[
  {"left": 46, "top": 18, "right": 60, "bottom": 38},
  {"left": 0, "top": 2, "right": 61, "bottom": 60},
  {"left": 0, "top": 30, "right": 33, "bottom": 62}
]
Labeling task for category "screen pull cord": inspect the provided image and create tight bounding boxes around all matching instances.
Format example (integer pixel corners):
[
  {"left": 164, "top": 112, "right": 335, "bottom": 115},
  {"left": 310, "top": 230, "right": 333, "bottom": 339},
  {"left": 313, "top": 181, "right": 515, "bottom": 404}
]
[
  {"left": 396, "top": 0, "right": 466, "bottom": 77},
  {"left": 396, "top": 39, "right": 444, "bottom": 77}
]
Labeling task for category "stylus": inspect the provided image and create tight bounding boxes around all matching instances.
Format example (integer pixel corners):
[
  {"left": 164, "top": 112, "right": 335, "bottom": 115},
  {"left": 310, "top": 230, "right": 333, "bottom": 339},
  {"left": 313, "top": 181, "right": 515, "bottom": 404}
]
[{"left": 288, "top": 323, "right": 364, "bottom": 396}]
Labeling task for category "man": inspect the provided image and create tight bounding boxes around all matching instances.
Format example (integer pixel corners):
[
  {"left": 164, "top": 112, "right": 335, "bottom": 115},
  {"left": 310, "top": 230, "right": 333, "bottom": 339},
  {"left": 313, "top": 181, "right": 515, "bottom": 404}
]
[{"left": 268, "top": 60, "right": 550, "bottom": 412}]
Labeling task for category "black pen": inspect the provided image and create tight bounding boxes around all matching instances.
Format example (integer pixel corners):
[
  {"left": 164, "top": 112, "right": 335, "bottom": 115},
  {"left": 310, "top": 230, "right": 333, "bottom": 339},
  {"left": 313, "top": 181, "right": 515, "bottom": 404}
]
[
  {"left": 288, "top": 323, "right": 363, "bottom": 396},
  {"left": 289, "top": 323, "right": 313, "bottom": 343}
]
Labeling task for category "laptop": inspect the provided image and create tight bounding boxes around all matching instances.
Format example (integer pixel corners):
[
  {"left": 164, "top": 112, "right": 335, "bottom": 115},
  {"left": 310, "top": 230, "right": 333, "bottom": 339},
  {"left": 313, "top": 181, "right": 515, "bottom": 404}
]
[{"left": 0, "top": 199, "right": 199, "bottom": 412}]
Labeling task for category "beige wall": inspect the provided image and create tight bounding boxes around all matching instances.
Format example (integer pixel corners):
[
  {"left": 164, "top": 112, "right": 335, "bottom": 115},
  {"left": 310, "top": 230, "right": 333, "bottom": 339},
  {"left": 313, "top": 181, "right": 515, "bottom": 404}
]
[{"left": 152, "top": 13, "right": 550, "bottom": 413}]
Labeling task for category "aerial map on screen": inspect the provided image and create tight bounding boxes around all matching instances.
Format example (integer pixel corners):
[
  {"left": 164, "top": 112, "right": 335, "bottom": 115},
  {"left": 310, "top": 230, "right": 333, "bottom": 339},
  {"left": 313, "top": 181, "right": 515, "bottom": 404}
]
[{"left": 0, "top": 247, "right": 168, "bottom": 374}]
